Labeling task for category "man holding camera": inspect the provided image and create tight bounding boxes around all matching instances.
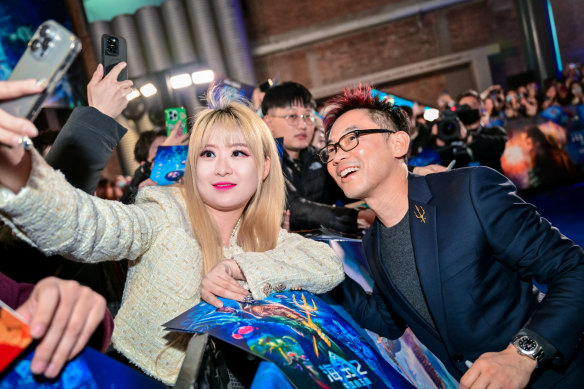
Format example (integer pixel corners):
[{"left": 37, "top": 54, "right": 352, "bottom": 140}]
[{"left": 434, "top": 90, "right": 507, "bottom": 173}]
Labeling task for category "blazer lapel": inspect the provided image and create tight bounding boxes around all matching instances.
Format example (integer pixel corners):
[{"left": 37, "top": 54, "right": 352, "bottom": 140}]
[{"left": 408, "top": 175, "right": 448, "bottom": 335}]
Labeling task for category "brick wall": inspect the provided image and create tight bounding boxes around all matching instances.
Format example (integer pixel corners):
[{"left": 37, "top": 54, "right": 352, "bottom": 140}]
[
  {"left": 244, "top": 0, "right": 537, "bottom": 106},
  {"left": 551, "top": 0, "right": 584, "bottom": 65}
]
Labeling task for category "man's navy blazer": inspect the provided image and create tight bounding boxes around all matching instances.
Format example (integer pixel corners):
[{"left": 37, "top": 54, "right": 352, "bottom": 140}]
[{"left": 343, "top": 166, "right": 584, "bottom": 386}]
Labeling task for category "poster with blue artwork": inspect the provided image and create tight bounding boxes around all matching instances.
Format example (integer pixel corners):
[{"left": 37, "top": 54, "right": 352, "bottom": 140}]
[
  {"left": 150, "top": 145, "right": 188, "bottom": 186},
  {"left": 0, "top": 346, "right": 163, "bottom": 388},
  {"left": 164, "top": 291, "right": 415, "bottom": 389}
]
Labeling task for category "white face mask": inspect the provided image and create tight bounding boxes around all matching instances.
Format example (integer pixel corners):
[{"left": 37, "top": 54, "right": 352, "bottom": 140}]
[{"left": 572, "top": 86, "right": 582, "bottom": 95}]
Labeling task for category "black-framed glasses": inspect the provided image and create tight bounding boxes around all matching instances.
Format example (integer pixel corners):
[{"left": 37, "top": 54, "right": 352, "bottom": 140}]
[
  {"left": 272, "top": 113, "right": 316, "bottom": 127},
  {"left": 318, "top": 129, "right": 394, "bottom": 163}
]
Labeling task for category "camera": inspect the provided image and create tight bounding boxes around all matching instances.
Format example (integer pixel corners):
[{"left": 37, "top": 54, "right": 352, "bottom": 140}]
[
  {"left": 436, "top": 104, "right": 481, "bottom": 143},
  {"left": 29, "top": 25, "right": 56, "bottom": 59},
  {"left": 437, "top": 109, "right": 460, "bottom": 143},
  {"left": 105, "top": 37, "right": 119, "bottom": 56}
]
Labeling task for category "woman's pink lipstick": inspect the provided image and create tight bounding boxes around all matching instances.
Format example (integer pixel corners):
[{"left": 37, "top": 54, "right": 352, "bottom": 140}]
[{"left": 213, "top": 182, "right": 236, "bottom": 191}]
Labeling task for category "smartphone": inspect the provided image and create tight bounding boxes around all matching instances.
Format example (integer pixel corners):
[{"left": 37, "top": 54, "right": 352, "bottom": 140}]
[
  {"left": 165, "top": 107, "right": 188, "bottom": 136},
  {"left": 101, "top": 34, "right": 127, "bottom": 81},
  {"left": 0, "top": 20, "right": 81, "bottom": 121}
]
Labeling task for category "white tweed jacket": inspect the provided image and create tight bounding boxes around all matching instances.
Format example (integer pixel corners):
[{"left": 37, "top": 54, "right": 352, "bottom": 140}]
[{"left": 0, "top": 150, "right": 344, "bottom": 385}]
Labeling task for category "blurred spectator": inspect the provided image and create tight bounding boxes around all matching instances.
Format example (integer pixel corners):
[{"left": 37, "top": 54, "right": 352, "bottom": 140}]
[
  {"left": 570, "top": 81, "right": 584, "bottom": 105},
  {"left": 311, "top": 116, "right": 326, "bottom": 150},
  {"left": 542, "top": 82, "right": 558, "bottom": 110},
  {"left": 95, "top": 177, "right": 124, "bottom": 201},
  {"left": 119, "top": 128, "right": 166, "bottom": 204},
  {"left": 504, "top": 90, "right": 521, "bottom": 119},
  {"left": 525, "top": 126, "right": 574, "bottom": 187},
  {"left": 521, "top": 82, "right": 539, "bottom": 117}
]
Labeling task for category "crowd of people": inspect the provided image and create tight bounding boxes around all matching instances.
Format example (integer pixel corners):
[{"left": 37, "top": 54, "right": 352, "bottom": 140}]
[{"left": 1, "top": 51, "right": 583, "bottom": 389}]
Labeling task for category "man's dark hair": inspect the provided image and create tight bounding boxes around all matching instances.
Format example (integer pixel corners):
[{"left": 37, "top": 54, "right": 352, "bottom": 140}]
[
  {"left": 456, "top": 89, "right": 481, "bottom": 105},
  {"left": 261, "top": 81, "right": 316, "bottom": 116},
  {"left": 322, "top": 85, "right": 409, "bottom": 137},
  {"left": 32, "top": 129, "right": 60, "bottom": 156},
  {"left": 134, "top": 128, "right": 166, "bottom": 163}
]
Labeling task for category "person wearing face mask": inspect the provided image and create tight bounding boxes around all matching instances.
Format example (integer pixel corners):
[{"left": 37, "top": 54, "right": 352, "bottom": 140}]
[{"left": 432, "top": 90, "right": 508, "bottom": 173}]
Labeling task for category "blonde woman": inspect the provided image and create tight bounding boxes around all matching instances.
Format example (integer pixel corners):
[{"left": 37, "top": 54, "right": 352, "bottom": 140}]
[{"left": 0, "top": 89, "right": 344, "bottom": 385}]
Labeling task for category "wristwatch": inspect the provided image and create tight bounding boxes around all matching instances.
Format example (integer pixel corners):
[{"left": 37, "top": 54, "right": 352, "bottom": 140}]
[{"left": 512, "top": 335, "right": 544, "bottom": 365}]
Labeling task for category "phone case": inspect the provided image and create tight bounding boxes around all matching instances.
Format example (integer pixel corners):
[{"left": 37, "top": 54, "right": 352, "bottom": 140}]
[
  {"left": 0, "top": 20, "right": 81, "bottom": 121},
  {"left": 101, "top": 34, "right": 127, "bottom": 81},
  {"left": 165, "top": 107, "right": 188, "bottom": 136}
]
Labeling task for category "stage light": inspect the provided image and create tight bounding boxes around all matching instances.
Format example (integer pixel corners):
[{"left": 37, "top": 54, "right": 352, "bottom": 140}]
[
  {"left": 423, "top": 108, "right": 440, "bottom": 122},
  {"left": 192, "top": 69, "right": 214, "bottom": 84},
  {"left": 169, "top": 73, "right": 193, "bottom": 89},
  {"left": 126, "top": 88, "right": 141, "bottom": 101},
  {"left": 140, "top": 83, "right": 158, "bottom": 97}
]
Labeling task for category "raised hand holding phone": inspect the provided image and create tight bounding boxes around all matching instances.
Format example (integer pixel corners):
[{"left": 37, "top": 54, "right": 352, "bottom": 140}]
[
  {"left": 162, "top": 120, "right": 190, "bottom": 147},
  {"left": 87, "top": 62, "right": 133, "bottom": 118},
  {"left": 0, "top": 20, "right": 81, "bottom": 121},
  {"left": 164, "top": 107, "right": 188, "bottom": 136}
]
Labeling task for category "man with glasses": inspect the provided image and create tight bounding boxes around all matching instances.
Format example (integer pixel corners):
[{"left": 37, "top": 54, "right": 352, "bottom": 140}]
[
  {"left": 262, "top": 81, "right": 375, "bottom": 235},
  {"left": 323, "top": 85, "right": 584, "bottom": 388}
]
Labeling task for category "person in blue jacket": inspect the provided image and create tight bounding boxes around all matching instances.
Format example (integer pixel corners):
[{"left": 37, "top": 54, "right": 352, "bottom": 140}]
[{"left": 321, "top": 85, "right": 584, "bottom": 389}]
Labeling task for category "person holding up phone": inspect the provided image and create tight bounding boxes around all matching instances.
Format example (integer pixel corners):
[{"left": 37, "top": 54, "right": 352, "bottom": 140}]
[{"left": 0, "top": 87, "right": 344, "bottom": 385}]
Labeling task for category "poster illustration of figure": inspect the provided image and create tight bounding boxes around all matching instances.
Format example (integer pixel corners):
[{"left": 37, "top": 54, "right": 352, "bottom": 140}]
[{"left": 165, "top": 291, "right": 415, "bottom": 389}]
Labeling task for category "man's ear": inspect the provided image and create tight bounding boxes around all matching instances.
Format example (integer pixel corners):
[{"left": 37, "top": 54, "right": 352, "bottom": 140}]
[
  {"left": 391, "top": 131, "right": 410, "bottom": 158},
  {"left": 263, "top": 157, "right": 271, "bottom": 180},
  {"left": 263, "top": 115, "right": 273, "bottom": 128}
]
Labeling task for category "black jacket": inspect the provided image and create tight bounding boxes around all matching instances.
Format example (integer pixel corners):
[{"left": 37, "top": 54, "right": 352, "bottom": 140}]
[{"left": 282, "top": 146, "right": 359, "bottom": 234}]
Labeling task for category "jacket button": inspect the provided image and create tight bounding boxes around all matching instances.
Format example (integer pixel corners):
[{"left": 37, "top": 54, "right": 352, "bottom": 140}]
[{"left": 453, "top": 353, "right": 464, "bottom": 362}]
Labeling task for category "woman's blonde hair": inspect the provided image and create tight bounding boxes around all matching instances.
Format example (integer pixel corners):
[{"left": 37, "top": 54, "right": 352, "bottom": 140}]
[{"left": 182, "top": 89, "right": 285, "bottom": 274}]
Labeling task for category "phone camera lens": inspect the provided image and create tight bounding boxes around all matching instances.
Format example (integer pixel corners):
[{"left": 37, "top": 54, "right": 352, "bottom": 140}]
[
  {"left": 42, "top": 38, "right": 51, "bottom": 51},
  {"left": 39, "top": 25, "right": 55, "bottom": 39},
  {"left": 31, "top": 39, "right": 42, "bottom": 51}
]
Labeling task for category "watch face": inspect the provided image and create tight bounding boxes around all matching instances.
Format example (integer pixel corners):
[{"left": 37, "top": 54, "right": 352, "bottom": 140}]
[{"left": 517, "top": 336, "right": 537, "bottom": 353}]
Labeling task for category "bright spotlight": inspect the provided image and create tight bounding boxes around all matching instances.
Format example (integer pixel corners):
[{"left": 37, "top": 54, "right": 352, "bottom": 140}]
[
  {"left": 139, "top": 83, "right": 158, "bottom": 97},
  {"left": 191, "top": 69, "right": 214, "bottom": 84},
  {"left": 170, "top": 73, "right": 193, "bottom": 89},
  {"left": 423, "top": 108, "right": 440, "bottom": 122}
]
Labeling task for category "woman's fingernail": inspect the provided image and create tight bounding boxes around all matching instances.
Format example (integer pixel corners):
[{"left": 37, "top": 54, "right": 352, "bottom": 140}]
[{"left": 36, "top": 78, "right": 48, "bottom": 89}]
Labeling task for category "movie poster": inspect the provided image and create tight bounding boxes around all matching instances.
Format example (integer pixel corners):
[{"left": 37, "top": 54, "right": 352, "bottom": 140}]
[
  {"left": 165, "top": 291, "right": 416, "bottom": 389},
  {"left": 150, "top": 145, "right": 188, "bottom": 186},
  {"left": 501, "top": 105, "right": 584, "bottom": 190}
]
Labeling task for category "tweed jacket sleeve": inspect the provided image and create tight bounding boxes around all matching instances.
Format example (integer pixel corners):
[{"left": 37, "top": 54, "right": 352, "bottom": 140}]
[
  {"left": 233, "top": 229, "right": 345, "bottom": 300},
  {"left": 0, "top": 149, "right": 173, "bottom": 263}
]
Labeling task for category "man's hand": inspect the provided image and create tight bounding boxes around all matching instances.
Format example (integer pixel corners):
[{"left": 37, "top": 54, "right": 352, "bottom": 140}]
[
  {"left": 161, "top": 120, "right": 189, "bottom": 147},
  {"left": 87, "top": 63, "right": 133, "bottom": 118},
  {"left": 459, "top": 344, "right": 537, "bottom": 389},
  {"left": 200, "top": 259, "right": 249, "bottom": 308},
  {"left": 16, "top": 277, "right": 107, "bottom": 379},
  {"left": 357, "top": 209, "right": 376, "bottom": 229},
  {"left": 412, "top": 164, "right": 447, "bottom": 175}
]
